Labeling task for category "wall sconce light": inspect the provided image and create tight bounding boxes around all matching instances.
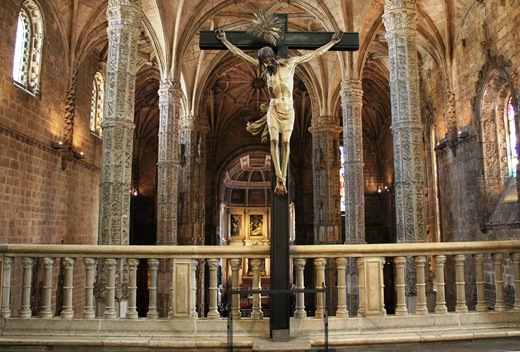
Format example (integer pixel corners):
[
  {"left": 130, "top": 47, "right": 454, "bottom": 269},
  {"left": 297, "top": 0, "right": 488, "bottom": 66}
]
[
  {"left": 434, "top": 140, "right": 447, "bottom": 150},
  {"left": 51, "top": 141, "right": 64, "bottom": 149},
  {"left": 458, "top": 131, "right": 469, "bottom": 139},
  {"left": 73, "top": 150, "right": 84, "bottom": 159}
]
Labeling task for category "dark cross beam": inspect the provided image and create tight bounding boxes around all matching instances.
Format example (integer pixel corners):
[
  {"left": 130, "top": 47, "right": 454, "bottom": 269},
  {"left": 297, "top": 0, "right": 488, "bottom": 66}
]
[
  {"left": 200, "top": 19, "right": 359, "bottom": 58},
  {"left": 199, "top": 14, "right": 359, "bottom": 341}
]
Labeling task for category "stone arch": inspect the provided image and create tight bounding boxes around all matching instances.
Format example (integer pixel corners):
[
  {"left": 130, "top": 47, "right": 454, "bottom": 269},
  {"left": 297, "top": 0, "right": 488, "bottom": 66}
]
[
  {"left": 472, "top": 54, "right": 517, "bottom": 230},
  {"left": 473, "top": 56, "right": 514, "bottom": 181}
]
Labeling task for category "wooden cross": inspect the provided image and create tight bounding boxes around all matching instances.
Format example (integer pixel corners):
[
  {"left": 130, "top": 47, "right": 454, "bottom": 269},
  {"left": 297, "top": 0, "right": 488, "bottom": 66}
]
[
  {"left": 200, "top": 15, "right": 359, "bottom": 59},
  {"left": 199, "top": 14, "right": 359, "bottom": 341}
]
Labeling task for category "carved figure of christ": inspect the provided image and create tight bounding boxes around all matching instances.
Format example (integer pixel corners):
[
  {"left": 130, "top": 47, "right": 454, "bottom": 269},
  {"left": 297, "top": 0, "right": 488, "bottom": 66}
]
[{"left": 199, "top": 16, "right": 359, "bottom": 195}]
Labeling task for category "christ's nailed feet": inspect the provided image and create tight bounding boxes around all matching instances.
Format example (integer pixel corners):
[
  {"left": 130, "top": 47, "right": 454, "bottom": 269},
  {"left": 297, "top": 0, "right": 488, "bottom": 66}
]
[{"left": 275, "top": 178, "right": 287, "bottom": 195}]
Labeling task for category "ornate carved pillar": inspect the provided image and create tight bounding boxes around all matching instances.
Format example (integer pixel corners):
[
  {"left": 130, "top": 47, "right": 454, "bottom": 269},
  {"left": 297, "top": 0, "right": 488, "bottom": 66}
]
[
  {"left": 340, "top": 80, "right": 365, "bottom": 244},
  {"left": 96, "top": 0, "right": 142, "bottom": 316},
  {"left": 309, "top": 115, "right": 342, "bottom": 315},
  {"left": 340, "top": 80, "right": 364, "bottom": 316},
  {"left": 178, "top": 115, "right": 208, "bottom": 245},
  {"left": 309, "top": 115, "right": 343, "bottom": 244},
  {"left": 99, "top": 0, "right": 142, "bottom": 246},
  {"left": 382, "top": 0, "right": 427, "bottom": 243},
  {"left": 157, "top": 79, "right": 182, "bottom": 245}
]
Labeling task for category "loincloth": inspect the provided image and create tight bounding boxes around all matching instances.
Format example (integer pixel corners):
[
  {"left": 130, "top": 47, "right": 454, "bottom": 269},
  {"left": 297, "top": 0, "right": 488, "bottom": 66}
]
[{"left": 246, "top": 105, "right": 294, "bottom": 141}]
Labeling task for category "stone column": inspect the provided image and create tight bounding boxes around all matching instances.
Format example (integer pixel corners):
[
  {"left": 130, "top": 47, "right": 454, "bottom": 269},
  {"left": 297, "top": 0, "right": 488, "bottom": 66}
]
[
  {"left": 340, "top": 80, "right": 365, "bottom": 244},
  {"left": 382, "top": 0, "right": 426, "bottom": 243},
  {"left": 309, "top": 115, "right": 343, "bottom": 244},
  {"left": 309, "top": 115, "right": 342, "bottom": 316},
  {"left": 99, "top": 0, "right": 142, "bottom": 245},
  {"left": 340, "top": 79, "right": 364, "bottom": 316},
  {"left": 97, "top": 0, "right": 142, "bottom": 312},
  {"left": 157, "top": 79, "right": 182, "bottom": 246},
  {"left": 178, "top": 115, "right": 208, "bottom": 245},
  {"left": 156, "top": 80, "right": 182, "bottom": 317}
]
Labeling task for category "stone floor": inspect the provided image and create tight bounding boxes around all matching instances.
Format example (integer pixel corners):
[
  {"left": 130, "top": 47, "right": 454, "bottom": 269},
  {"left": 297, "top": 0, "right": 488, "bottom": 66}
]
[{"left": 332, "top": 338, "right": 520, "bottom": 352}]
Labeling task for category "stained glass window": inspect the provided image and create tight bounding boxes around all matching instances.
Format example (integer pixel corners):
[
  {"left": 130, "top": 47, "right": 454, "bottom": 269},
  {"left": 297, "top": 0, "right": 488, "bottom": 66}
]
[{"left": 506, "top": 99, "right": 517, "bottom": 177}]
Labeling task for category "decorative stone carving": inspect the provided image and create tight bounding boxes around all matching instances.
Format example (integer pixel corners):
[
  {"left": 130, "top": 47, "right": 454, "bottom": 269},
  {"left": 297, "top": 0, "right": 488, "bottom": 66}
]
[
  {"left": 340, "top": 80, "right": 365, "bottom": 244},
  {"left": 63, "top": 64, "right": 78, "bottom": 147},
  {"left": 157, "top": 79, "right": 182, "bottom": 245},
  {"left": 309, "top": 115, "right": 343, "bottom": 244},
  {"left": 383, "top": 0, "right": 426, "bottom": 243},
  {"left": 178, "top": 114, "right": 208, "bottom": 245},
  {"left": 99, "top": 0, "right": 142, "bottom": 246}
]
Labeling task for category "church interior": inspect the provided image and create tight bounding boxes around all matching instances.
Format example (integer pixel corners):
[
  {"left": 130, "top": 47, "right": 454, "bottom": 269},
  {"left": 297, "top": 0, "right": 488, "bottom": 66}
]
[{"left": 0, "top": 0, "right": 520, "bottom": 350}]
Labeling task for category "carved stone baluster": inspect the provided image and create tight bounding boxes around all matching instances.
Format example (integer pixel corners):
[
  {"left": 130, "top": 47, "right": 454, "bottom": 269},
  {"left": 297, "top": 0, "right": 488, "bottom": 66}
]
[
  {"left": 104, "top": 258, "right": 117, "bottom": 319},
  {"left": 414, "top": 256, "right": 428, "bottom": 315},
  {"left": 250, "top": 259, "right": 264, "bottom": 320},
  {"left": 61, "top": 258, "right": 75, "bottom": 319},
  {"left": 314, "top": 258, "right": 326, "bottom": 319},
  {"left": 336, "top": 258, "right": 348, "bottom": 318},
  {"left": 147, "top": 259, "right": 159, "bottom": 319},
  {"left": 357, "top": 258, "right": 365, "bottom": 316},
  {"left": 394, "top": 257, "right": 408, "bottom": 315},
  {"left": 454, "top": 254, "right": 468, "bottom": 313},
  {"left": 492, "top": 253, "right": 506, "bottom": 312},
  {"left": 83, "top": 258, "right": 97, "bottom": 319},
  {"left": 294, "top": 258, "right": 307, "bottom": 319},
  {"left": 126, "top": 258, "right": 139, "bottom": 319},
  {"left": 206, "top": 258, "right": 220, "bottom": 319},
  {"left": 473, "top": 253, "right": 487, "bottom": 311},
  {"left": 168, "top": 259, "right": 175, "bottom": 319},
  {"left": 511, "top": 253, "right": 520, "bottom": 311},
  {"left": 1, "top": 257, "right": 14, "bottom": 318},
  {"left": 190, "top": 259, "right": 198, "bottom": 319},
  {"left": 434, "top": 255, "right": 447, "bottom": 314},
  {"left": 229, "top": 258, "right": 242, "bottom": 319},
  {"left": 39, "top": 257, "right": 55, "bottom": 318},
  {"left": 20, "top": 257, "right": 35, "bottom": 318}
]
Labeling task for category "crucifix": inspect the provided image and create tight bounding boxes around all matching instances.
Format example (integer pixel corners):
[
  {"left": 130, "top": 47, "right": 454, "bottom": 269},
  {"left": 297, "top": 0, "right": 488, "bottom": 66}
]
[{"left": 200, "top": 12, "right": 359, "bottom": 341}]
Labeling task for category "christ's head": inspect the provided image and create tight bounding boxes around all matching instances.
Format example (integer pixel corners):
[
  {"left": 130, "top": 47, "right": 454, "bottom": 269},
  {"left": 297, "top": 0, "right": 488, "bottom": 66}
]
[{"left": 258, "top": 47, "right": 280, "bottom": 76}]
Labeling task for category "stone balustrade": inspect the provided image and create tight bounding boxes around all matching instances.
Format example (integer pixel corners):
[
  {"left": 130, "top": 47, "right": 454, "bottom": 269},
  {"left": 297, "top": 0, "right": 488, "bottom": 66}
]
[{"left": 0, "top": 241, "right": 519, "bottom": 346}]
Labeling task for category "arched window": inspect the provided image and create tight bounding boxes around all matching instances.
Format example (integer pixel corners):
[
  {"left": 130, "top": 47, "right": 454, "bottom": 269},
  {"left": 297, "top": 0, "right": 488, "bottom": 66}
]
[
  {"left": 12, "top": 0, "right": 43, "bottom": 97},
  {"left": 505, "top": 98, "right": 517, "bottom": 177},
  {"left": 90, "top": 71, "right": 104, "bottom": 136},
  {"left": 339, "top": 146, "right": 346, "bottom": 212}
]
